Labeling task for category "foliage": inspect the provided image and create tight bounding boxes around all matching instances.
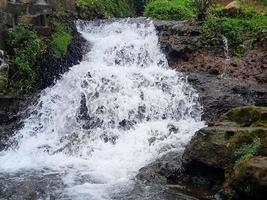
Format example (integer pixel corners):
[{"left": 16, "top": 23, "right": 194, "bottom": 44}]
[
  {"left": 191, "top": 0, "right": 215, "bottom": 21},
  {"left": 6, "top": 23, "right": 43, "bottom": 79},
  {"left": 212, "top": 4, "right": 261, "bottom": 19},
  {"left": 233, "top": 137, "right": 261, "bottom": 174},
  {"left": 77, "top": 0, "right": 134, "bottom": 18},
  {"left": 234, "top": 138, "right": 261, "bottom": 161},
  {"left": 144, "top": 0, "right": 195, "bottom": 20},
  {"left": 51, "top": 21, "right": 73, "bottom": 58},
  {"left": 131, "top": 0, "right": 151, "bottom": 15},
  {"left": 202, "top": 16, "right": 267, "bottom": 56}
]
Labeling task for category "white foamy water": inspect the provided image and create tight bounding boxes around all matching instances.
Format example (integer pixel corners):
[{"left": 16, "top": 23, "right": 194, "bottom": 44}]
[{"left": 0, "top": 19, "right": 204, "bottom": 199}]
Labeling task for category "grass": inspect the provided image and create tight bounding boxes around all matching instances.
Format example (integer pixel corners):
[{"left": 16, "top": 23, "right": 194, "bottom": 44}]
[
  {"left": 144, "top": 0, "right": 195, "bottom": 20},
  {"left": 202, "top": 15, "right": 267, "bottom": 56},
  {"left": 51, "top": 21, "right": 73, "bottom": 58},
  {"left": 77, "top": 0, "right": 134, "bottom": 18}
]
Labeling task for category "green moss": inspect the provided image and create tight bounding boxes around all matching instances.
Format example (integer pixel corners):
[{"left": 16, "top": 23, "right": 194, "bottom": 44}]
[
  {"left": 144, "top": 0, "right": 195, "bottom": 20},
  {"left": 202, "top": 16, "right": 267, "bottom": 56},
  {"left": 77, "top": 0, "right": 134, "bottom": 18},
  {"left": 225, "top": 107, "right": 267, "bottom": 127},
  {"left": 51, "top": 21, "right": 73, "bottom": 58}
]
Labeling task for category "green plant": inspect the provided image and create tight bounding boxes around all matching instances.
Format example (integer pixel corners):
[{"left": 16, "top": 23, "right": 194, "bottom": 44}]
[
  {"left": 51, "top": 21, "right": 73, "bottom": 58},
  {"left": 6, "top": 23, "right": 43, "bottom": 78},
  {"left": 144, "top": 0, "right": 195, "bottom": 20},
  {"left": 213, "top": 5, "right": 260, "bottom": 19},
  {"left": 77, "top": 0, "right": 134, "bottom": 18},
  {"left": 233, "top": 137, "right": 261, "bottom": 173},
  {"left": 191, "top": 0, "right": 215, "bottom": 21},
  {"left": 202, "top": 16, "right": 267, "bottom": 56}
]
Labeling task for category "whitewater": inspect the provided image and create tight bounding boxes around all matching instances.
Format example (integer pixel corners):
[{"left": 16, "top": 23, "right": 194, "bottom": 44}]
[{"left": 0, "top": 19, "right": 204, "bottom": 199}]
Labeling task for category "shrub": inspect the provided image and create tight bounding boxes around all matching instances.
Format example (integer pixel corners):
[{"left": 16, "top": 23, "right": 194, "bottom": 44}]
[
  {"left": 77, "top": 0, "right": 134, "bottom": 18},
  {"left": 191, "top": 0, "right": 215, "bottom": 21},
  {"left": 144, "top": 0, "right": 195, "bottom": 20},
  {"left": 51, "top": 21, "right": 73, "bottom": 58},
  {"left": 6, "top": 23, "right": 43, "bottom": 78},
  {"left": 202, "top": 16, "right": 267, "bottom": 56}
]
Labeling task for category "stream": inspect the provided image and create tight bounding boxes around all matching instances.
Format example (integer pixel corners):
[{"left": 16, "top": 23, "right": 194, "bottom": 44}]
[{"left": 0, "top": 19, "right": 204, "bottom": 200}]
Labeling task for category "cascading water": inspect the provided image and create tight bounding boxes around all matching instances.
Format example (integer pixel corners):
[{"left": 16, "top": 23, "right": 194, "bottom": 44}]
[
  {"left": 0, "top": 19, "right": 204, "bottom": 200},
  {"left": 221, "top": 35, "right": 230, "bottom": 77}
]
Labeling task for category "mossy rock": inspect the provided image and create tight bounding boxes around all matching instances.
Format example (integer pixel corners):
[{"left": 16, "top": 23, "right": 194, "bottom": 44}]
[
  {"left": 230, "top": 156, "right": 267, "bottom": 199},
  {"left": 223, "top": 106, "right": 267, "bottom": 127}
]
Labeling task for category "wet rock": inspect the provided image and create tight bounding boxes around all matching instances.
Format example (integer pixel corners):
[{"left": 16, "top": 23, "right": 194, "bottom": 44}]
[
  {"left": 186, "top": 73, "right": 267, "bottom": 124},
  {"left": 0, "top": 171, "right": 65, "bottom": 200},
  {"left": 137, "top": 151, "right": 183, "bottom": 184},
  {"left": 118, "top": 119, "right": 136, "bottom": 130},
  {"left": 154, "top": 20, "right": 202, "bottom": 64},
  {"left": 78, "top": 93, "right": 89, "bottom": 120},
  {"left": 38, "top": 19, "right": 86, "bottom": 89}
]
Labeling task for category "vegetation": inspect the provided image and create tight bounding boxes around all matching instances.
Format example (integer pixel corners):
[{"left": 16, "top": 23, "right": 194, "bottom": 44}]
[
  {"left": 192, "top": 0, "right": 215, "bottom": 20},
  {"left": 51, "top": 21, "right": 73, "bottom": 58},
  {"left": 5, "top": 23, "right": 44, "bottom": 91},
  {"left": 77, "top": 0, "right": 134, "bottom": 18},
  {"left": 144, "top": 0, "right": 195, "bottom": 20},
  {"left": 202, "top": 15, "right": 267, "bottom": 56},
  {"left": 233, "top": 137, "right": 261, "bottom": 171}
]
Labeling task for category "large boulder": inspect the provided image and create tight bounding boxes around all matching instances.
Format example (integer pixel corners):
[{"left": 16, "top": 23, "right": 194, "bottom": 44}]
[{"left": 182, "top": 106, "right": 267, "bottom": 199}]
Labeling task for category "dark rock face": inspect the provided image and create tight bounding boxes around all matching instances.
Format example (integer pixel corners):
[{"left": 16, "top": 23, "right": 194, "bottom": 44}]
[
  {"left": 38, "top": 19, "right": 86, "bottom": 89},
  {"left": 154, "top": 20, "right": 202, "bottom": 64},
  {"left": 186, "top": 73, "right": 267, "bottom": 124}
]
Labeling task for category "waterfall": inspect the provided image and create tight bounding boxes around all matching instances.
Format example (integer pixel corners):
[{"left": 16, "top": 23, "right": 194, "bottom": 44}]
[
  {"left": 221, "top": 35, "right": 230, "bottom": 77},
  {"left": 0, "top": 19, "right": 204, "bottom": 200}
]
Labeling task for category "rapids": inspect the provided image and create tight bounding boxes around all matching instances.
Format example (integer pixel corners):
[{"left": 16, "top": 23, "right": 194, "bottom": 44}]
[{"left": 0, "top": 19, "right": 204, "bottom": 200}]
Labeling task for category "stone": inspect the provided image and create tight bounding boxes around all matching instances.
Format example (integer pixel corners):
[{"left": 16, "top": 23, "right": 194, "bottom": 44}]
[
  {"left": 230, "top": 156, "right": 267, "bottom": 199},
  {"left": 223, "top": 1, "right": 241, "bottom": 14},
  {"left": 181, "top": 106, "right": 267, "bottom": 199}
]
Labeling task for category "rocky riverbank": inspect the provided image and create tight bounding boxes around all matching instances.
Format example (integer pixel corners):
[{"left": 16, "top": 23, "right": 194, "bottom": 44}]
[
  {"left": 154, "top": 20, "right": 267, "bottom": 123},
  {"left": 0, "top": 17, "right": 266, "bottom": 199},
  {"left": 134, "top": 20, "right": 267, "bottom": 200}
]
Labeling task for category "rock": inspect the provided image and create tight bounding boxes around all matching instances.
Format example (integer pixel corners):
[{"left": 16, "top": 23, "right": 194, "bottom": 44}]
[
  {"left": 222, "top": 106, "right": 267, "bottom": 127},
  {"left": 186, "top": 73, "right": 267, "bottom": 124},
  {"left": 154, "top": 20, "right": 202, "bottom": 63},
  {"left": 182, "top": 106, "right": 267, "bottom": 199},
  {"left": 223, "top": 1, "right": 241, "bottom": 15},
  {"left": 230, "top": 156, "right": 267, "bottom": 199},
  {"left": 38, "top": 19, "right": 85, "bottom": 89},
  {"left": 137, "top": 151, "right": 183, "bottom": 184}
]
